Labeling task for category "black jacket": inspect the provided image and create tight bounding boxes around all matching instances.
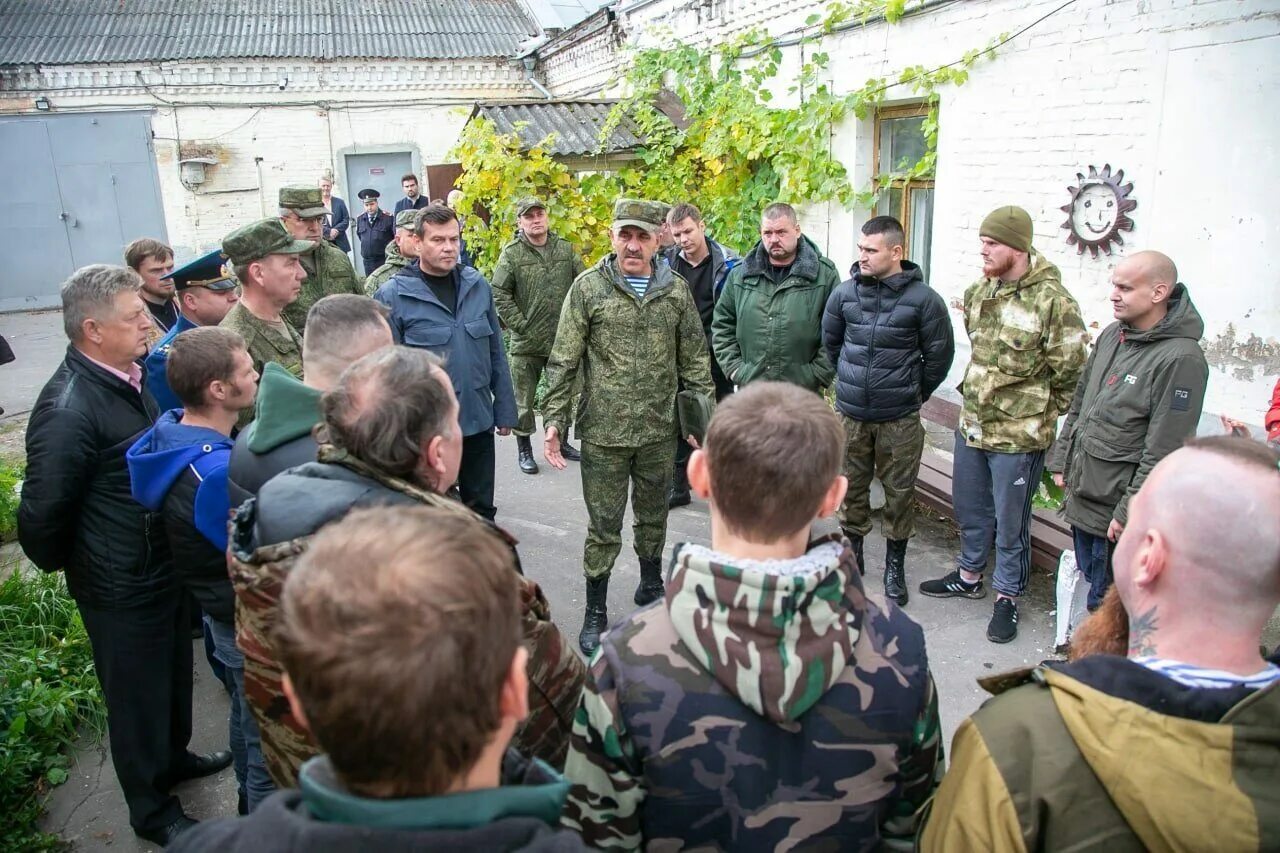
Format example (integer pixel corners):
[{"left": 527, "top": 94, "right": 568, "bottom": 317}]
[
  {"left": 822, "top": 262, "right": 955, "bottom": 422},
  {"left": 18, "top": 346, "right": 172, "bottom": 608}
]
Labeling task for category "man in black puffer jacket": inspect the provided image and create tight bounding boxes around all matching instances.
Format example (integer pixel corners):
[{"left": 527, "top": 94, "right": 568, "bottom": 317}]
[
  {"left": 822, "top": 216, "right": 954, "bottom": 606},
  {"left": 18, "top": 266, "right": 231, "bottom": 847}
]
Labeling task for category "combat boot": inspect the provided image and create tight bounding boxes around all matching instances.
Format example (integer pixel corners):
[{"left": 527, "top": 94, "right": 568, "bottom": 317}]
[
  {"left": 578, "top": 575, "right": 609, "bottom": 656},
  {"left": 560, "top": 438, "right": 582, "bottom": 462},
  {"left": 668, "top": 462, "right": 691, "bottom": 509},
  {"left": 634, "top": 556, "right": 664, "bottom": 606},
  {"left": 842, "top": 529, "right": 866, "bottom": 576},
  {"left": 884, "top": 538, "right": 909, "bottom": 606},
  {"left": 516, "top": 435, "right": 539, "bottom": 475}
]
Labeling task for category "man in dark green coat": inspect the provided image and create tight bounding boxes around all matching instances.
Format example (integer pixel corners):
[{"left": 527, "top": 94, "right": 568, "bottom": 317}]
[
  {"left": 542, "top": 199, "right": 714, "bottom": 655},
  {"left": 712, "top": 203, "right": 840, "bottom": 394},
  {"left": 278, "top": 187, "right": 362, "bottom": 332},
  {"left": 492, "top": 197, "right": 586, "bottom": 475}
]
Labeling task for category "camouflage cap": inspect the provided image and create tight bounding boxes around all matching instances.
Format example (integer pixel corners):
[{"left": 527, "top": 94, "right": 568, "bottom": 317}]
[
  {"left": 516, "top": 196, "right": 547, "bottom": 217},
  {"left": 279, "top": 186, "right": 327, "bottom": 218},
  {"left": 394, "top": 209, "right": 419, "bottom": 229},
  {"left": 223, "top": 218, "right": 316, "bottom": 267},
  {"left": 612, "top": 198, "right": 665, "bottom": 234}
]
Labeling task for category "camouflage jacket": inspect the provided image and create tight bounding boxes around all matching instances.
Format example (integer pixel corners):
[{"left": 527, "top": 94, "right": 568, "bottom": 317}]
[
  {"left": 491, "top": 232, "right": 586, "bottom": 357},
  {"left": 543, "top": 255, "right": 714, "bottom": 447},
  {"left": 363, "top": 239, "right": 408, "bottom": 296},
  {"left": 218, "top": 301, "right": 303, "bottom": 380},
  {"left": 228, "top": 445, "right": 586, "bottom": 787},
  {"left": 282, "top": 242, "right": 362, "bottom": 331},
  {"left": 958, "top": 252, "right": 1089, "bottom": 452},
  {"left": 561, "top": 536, "right": 943, "bottom": 851}
]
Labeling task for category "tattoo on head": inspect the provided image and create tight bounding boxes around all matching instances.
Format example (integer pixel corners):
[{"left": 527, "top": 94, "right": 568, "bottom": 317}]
[{"left": 1127, "top": 605, "right": 1159, "bottom": 656}]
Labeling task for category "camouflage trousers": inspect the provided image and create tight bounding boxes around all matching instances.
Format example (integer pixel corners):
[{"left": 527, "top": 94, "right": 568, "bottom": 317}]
[
  {"left": 510, "top": 354, "right": 578, "bottom": 437},
  {"left": 840, "top": 413, "right": 926, "bottom": 541},
  {"left": 580, "top": 438, "right": 676, "bottom": 579}
]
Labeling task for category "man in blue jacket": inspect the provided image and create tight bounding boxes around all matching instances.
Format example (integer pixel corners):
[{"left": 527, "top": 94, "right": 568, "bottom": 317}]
[
  {"left": 128, "top": 326, "right": 273, "bottom": 822},
  {"left": 375, "top": 203, "right": 516, "bottom": 520},
  {"left": 144, "top": 250, "right": 241, "bottom": 412}
]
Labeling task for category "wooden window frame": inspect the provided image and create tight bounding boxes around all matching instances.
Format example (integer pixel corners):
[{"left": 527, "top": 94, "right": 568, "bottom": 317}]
[{"left": 872, "top": 103, "right": 935, "bottom": 256}]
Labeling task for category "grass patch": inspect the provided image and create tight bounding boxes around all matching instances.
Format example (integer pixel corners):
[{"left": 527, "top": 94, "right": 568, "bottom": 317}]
[
  {"left": 0, "top": 569, "right": 105, "bottom": 850},
  {"left": 0, "top": 459, "right": 23, "bottom": 544}
]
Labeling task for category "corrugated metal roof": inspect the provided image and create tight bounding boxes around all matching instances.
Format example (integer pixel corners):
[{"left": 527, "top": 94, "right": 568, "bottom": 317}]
[
  {"left": 0, "top": 0, "right": 539, "bottom": 64},
  {"left": 474, "top": 100, "right": 646, "bottom": 156}
]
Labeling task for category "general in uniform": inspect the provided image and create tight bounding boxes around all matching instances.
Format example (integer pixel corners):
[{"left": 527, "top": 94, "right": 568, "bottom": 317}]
[{"left": 277, "top": 186, "right": 361, "bottom": 332}]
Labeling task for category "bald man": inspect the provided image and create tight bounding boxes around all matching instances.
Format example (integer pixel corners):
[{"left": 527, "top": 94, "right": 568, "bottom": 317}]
[
  {"left": 1047, "top": 250, "right": 1207, "bottom": 610},
  {"left": 922, "top": 437, "right": 1280, "bottom": 851}
]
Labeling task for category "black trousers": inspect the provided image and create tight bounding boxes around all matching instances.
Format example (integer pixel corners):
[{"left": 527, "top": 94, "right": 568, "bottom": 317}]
[
  {"left": 460, "top": 429, "right": 497, "bottom": 520},
  {"left": 361, "top": 254, "right": 385, "bottom": 276},
  {"left": 77, "top": 591, "right": 193, "bottom": 832}
]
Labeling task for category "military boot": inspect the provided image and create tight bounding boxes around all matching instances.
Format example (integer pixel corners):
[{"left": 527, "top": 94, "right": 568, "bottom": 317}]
[
  {"left": 668, "top": 462, "right": 691, "bottom": 509},
  {"left": 884, "top": 538, "right": 909, "bottom": 606},
  {"left": 516, "top": 435, "right": 539, "bottom": 475},
  {"left": 560, "top": 438, "right": 582, "bottom": 462},
  {"left": 634, "top": 556, "right": 665, "bottom": 606},
  {"left": 578, "top": 575, "right": 610, "bottom": 656},
  {"left": 842, "top": 529, "right": 866, "bottom": 576}
]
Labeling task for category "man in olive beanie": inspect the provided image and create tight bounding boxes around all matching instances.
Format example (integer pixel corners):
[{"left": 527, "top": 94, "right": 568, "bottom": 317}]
[{"left": 919, "top": 205, "right": 1088, "bottom": 644}]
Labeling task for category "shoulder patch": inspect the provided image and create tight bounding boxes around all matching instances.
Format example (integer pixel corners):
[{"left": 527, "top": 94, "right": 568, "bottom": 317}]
[{"left": 1171, "top": 387, "right": 1191, "bottom": 411}]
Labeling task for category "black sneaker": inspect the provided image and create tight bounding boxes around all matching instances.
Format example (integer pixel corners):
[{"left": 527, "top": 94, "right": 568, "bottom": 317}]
[
  {"left": 919, "top": 570, "right": 986, "bottom": 599},
  {"left": 987, "top": 597, "right": 1018, "bottom": 644}
]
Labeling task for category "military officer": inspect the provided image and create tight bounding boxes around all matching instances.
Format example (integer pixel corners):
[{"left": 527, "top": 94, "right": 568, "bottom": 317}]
[
  {"left": 542, "top": 198, "right": 715, "bottom": 655},
  {"left": 355, "top": 188, "right": 396, "bottom": 276},
  {"left": 277, "top": 186, "right": 361, "bottom": 332},
  {"left": 364, "top": 209, "right": 420, "bottom": 296},
  {"left": 491, "top": 196, "right": 586, "bottom": 475}
]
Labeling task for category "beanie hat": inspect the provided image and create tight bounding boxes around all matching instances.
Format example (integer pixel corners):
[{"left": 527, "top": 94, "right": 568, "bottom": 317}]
[{"left": 980, "top": 206, "right": 1033, "bottom": 253}]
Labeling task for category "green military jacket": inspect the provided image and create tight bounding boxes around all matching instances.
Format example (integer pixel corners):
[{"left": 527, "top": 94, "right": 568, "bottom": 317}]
[
  {"left": 958, "top": 252, "right": 1088, "bottom": 452},
  {"left": 283, "top": 241, "right": 362, "bottom": 331},
  {"left": 363, "top": 239, "right": 408, "bottom": 296},
  {"left": 543, "top": 255, "right": 713, "bottom": 448},
  {"left": 491, "top": 232, "right": 586, "bottom": 357},
  {"left": 219, "top": 301, "right": 303, "bottom": 380},
  {"left": 711, "top": 235, "right": 840, "bottom": 393}
]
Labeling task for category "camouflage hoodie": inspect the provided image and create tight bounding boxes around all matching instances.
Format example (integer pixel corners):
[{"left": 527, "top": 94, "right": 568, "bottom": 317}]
[
  {"left": 561, "top": 535, "right": 942, "bottom": 851},
  {"left": 958, "top": 251, "right": 1089, "bottom": 452}
]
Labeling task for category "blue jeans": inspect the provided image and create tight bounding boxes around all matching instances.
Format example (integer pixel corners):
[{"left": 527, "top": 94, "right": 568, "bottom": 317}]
[
  {"left": 1071, "top": 526, "right": 1113, "bottom": 611},
  {"left": 204, "top": 615, "right": 275, "bottom": 811}
]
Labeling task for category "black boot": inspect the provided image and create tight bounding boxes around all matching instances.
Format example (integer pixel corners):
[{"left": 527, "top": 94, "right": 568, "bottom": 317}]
[
  {"left": 516, "top": 435, "right": 539, "bottom": 475},
  {"left": 884, "top": 538, "right": 909, "bottom": 606},
  {"left": 634, "top": 556, "right": 664, "bottom": 606},
  {"left": 668, "top": 462, "right": 691, "bottom": 509},
  {"left": 843, "top": 530, "right": 865, "bottom": 576},
  {"left": 578, "top": 575, "right": 609, "bottom": 656},
  {"left": 560, "top": 438, "right": 581, "bottom": 461}
]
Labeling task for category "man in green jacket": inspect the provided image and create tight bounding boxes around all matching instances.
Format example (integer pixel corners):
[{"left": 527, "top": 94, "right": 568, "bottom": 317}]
[
  {"left": 492, "top": 197, "right": 586, "bottom": 475},
  {"left": 542, "top": 199, "right": 714, "bottom": 655},
  {"left": 363, "top": 210, "right": 419, "bottom": 296},
  {"left": 711, "top": 202, "right": 840, "bottom": 394},
  {"left": 920, "top": 206, "right": 1088, "bottom": 643},
  {"left": 1047, "top": 250, "right": 1207, "bottom": 611},
  {"left": 921, "top": 438, "right": 1280, "bottom": 852},
  {"left": 278, "top": 187, "right": 363, "bottom": 332}
]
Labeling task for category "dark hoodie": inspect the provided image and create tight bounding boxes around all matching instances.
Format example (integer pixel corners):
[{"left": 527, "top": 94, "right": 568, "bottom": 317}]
[
  {"left": 126, "top": 410, "right": 236, "bottom": 622},
  {"left": 227, "top": 362, "right": 323, "bottom": 509},
  {"left": 822, "top": 260, "right": 955, "bottom": 423},
  {"left": 1049, "top": 283, "right": 1208, "bottom": 533}
]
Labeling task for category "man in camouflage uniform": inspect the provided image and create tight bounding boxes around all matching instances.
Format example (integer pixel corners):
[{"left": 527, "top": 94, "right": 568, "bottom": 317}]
[
  {"left": 492, "top": 196, "right": 586, "bottom": 475},
  {"left": 562, "top": 382, "right": 942, "bottom": 850},
  {"left": 542, "top": 198, "right": 714, "bottom": 655},
  {"left": 920, "top": 206, "right": 1088, "bottom": 643},
  {"left": 277, "top": 186, "right": 362, "bottom": 331},
  {"left": 228, "top": 346, "right": 584, "bottom": 786},
  {"left": 219, "top": 219, "right": 310, "bottom": 386},
  {"left": 363, "top": 209, "right": 419, "bottom": 295}
]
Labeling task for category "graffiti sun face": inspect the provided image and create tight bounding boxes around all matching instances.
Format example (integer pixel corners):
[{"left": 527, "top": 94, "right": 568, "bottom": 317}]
[{"left": 1060, "top": 164, "right": 1137, "bottom": 258}]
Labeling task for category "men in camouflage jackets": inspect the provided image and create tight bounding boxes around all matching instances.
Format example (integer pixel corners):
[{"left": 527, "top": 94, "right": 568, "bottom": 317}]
[
  {"left": 542, "top": 198, "right": 714, "bottom": 655},
  {"left": 228, "top": 347, "right": 584, "bottom": 786},
  {"left": 362, "top": 209, "right": 418, "bottom": 296},
  {"left": 277, "top": 186, "right": 362, "bottom": 331},
  {"left": 920, "top": 206, "right": 1088, "bottom": 643},
  {"left": 492, "top": 197, "right": 586, "bottom": 475},
  {"left": 562, "top": 382, "right": 942, "bottom": 850}
]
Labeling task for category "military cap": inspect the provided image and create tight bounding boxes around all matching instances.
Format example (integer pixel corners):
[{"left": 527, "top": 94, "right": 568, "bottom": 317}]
[
  {"left": 223, "top": 219, "right": 315, "bottom": 267},
  {"left": 516, "top": 196, "right": 546, "bottom": 217},
  {"left": 612, "top": 198, "right": 666, "bottom": 234},
  {"left": 164, "top": 249, "right": 236, "bottom": 291},
  {"left": 278, "top": 186, "right": 327, "bottom": 218},
  {"left": 357, "top": 188, "right": 381, "bottom": 201},
  {"left": 394, "top": 209, "right": 419, "bottom": 229}
]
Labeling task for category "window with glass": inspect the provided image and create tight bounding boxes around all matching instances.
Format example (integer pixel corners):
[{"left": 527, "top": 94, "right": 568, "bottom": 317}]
[{"left": 873, "top": 103, "right": 935, "bottom": 280}]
